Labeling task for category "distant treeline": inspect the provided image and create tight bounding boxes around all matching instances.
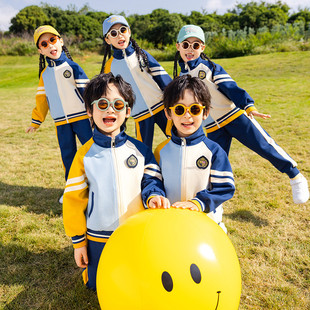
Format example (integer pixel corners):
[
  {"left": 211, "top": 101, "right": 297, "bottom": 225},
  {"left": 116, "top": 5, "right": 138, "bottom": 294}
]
[{"left": 1, "top": 1, "right": 310, "bottom": 58}]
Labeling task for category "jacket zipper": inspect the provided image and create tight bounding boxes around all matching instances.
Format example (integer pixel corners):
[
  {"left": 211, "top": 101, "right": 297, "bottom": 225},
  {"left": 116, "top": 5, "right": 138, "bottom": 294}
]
[
  {"left": 111, "top": 138, "right": 123, "bottom": 215},
  {"left": 181, "top": 138, "right": 187, "bottom": 201},
  {"left": 122, "top": 49, "right": 153, "bottom": 116}
]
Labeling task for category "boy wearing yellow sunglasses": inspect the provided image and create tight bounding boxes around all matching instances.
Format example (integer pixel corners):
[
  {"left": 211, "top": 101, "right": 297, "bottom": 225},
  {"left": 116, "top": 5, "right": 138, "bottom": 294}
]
[{"left": 154, "top": 75, "right": 235, "bottom": 232}]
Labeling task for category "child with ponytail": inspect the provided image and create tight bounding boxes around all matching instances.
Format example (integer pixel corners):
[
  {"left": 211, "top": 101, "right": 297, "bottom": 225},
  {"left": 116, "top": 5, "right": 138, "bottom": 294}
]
[
  {"left": 26, "top": 25, "right": 93, "bottom": 202},
  {"left": 174, "top": 24, "right": 309, "bottom": 204},
  {"left": 101, "top": 15, "right": 172, "bottom": 149}
]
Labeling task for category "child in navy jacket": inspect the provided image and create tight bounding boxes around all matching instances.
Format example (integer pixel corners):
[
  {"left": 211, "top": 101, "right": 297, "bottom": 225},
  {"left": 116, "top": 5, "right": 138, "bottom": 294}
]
[
  {"left": 173, "top": 24, "right": 309, "bottom": 204},
  {"left": 101, "top": 15, "right": 172, "bottom": 149},
  {"left": 63, "top": 73, "right": 169, "bottom": 291},
  {"left": 154, "top": 75, "right": 235, "bottom": 232}
]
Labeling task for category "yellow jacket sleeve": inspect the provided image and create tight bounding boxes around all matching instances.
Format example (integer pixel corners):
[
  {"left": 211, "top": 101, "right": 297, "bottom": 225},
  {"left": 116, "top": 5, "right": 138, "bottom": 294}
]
[
  {"left": 63, "top": 139, "right": 94, "bottom": 247},
  {"left": 31, "top": 71, "right": 49, "bottom": 128}
]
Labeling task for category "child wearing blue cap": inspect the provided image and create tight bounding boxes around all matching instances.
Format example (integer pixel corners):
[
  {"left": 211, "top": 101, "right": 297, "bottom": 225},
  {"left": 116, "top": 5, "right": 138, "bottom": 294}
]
[
  {"left": 101, "top": 15, "right": 172, "bottom": 149},
  {"left": 173, "top": 24, "right": 309, "bottom": 204}
]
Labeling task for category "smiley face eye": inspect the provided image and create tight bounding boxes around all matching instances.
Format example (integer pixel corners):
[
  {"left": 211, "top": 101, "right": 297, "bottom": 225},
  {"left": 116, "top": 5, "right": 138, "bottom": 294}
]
[
  {"left": 190, "top": 263, "right": 201, "bottom": 284},
  {"left": 161, "top": 271, "right": 173, "bottom": 292}
]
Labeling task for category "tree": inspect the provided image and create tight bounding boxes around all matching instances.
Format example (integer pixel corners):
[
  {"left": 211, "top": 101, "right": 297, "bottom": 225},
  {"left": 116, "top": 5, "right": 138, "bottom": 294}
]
[
  {"left": 9, "top": 5, "right": 49, "bottom": 34},
  {"left": 145, "top": 10, "right": 183, "bottom": 46},
  {"left": 236, "top": 1, "right": 289, "bottom": 31}
]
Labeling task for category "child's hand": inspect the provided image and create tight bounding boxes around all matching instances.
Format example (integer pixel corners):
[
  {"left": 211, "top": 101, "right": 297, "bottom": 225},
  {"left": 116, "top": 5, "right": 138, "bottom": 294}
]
[
  {"left": 148, "top": 196, "right": 170, "bottom": 209},
  {"left": 25, "top": 126, "right": 37, "bottom": 133},
  {"left": 172, "top": 201, "right": 199, "bottom": 211},
  {"left": 74, "top": 246, "right": 88, "bottom": 268},
  {"left": 248, "top": 110, "right": 271, "bottom": 120}
]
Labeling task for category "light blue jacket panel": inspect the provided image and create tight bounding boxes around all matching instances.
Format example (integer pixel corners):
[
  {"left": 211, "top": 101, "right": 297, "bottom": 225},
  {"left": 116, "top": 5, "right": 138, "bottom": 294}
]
[
  {"left": 106, "top": 43, "right": 172, "bottom": 119},
  {"left": 156, "top": 126, "right": 235, "bottom": 213},
  {"left": 179, "top": 57, "right": 255, "bottom": 130},
  {"left": 42, "top": 52, "right": 89, "bottom": 124}
]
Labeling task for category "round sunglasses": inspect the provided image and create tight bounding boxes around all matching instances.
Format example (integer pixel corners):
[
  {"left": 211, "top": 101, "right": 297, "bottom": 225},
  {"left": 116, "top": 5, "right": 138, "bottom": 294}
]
[
  {"left": 180, "top": 41, "right": 202, "bottom": 50},
  {"left": 39, "top": 35, "right": 59, "bottom": 49},
  {"left": 106, "top": 26, "right": 129, "bottom": 38},
  {"left": 91, "top": 98, "right": 128, "bottom": 112},
  {"left": 170, "top": 103, "right": 205, "bottom": 117}
]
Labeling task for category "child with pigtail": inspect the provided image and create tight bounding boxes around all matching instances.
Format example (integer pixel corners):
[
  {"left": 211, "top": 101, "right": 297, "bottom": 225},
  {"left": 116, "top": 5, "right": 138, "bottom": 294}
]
[
  {"left": 101, "top": 15, "right": 172, "bottom": 149},
  {"left": 26, "top": 25, "right": 93, "bottom": 202},
  {"left": 173, "top": 24, "right": 309, "bottom": 204}
]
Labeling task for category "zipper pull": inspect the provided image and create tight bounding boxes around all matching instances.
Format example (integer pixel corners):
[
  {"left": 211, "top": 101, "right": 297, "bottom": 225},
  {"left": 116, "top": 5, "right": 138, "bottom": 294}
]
[
  {"left": 181, "top": 137, "right": 186, "bottom": 146},
  {"left": 111, "top": 137, "right": 115, "bottom": 148}
]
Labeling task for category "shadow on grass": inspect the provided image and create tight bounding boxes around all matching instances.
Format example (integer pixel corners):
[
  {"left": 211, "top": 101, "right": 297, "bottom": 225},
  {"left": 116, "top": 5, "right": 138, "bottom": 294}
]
[
  {"left": 1, "top": 243, "right": 100, "bottom": 310},
  {"left": 227, "top": 209, "right": 269, "bottom": 227},
  {"left": 0, "top": 181, "right": 63, "bottom": 215}
]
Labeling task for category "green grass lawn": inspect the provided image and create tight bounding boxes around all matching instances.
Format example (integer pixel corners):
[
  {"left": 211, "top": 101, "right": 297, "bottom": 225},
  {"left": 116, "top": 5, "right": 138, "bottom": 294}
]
[{"left": 0, "top": 51, "right": 309, "bottom": 309}]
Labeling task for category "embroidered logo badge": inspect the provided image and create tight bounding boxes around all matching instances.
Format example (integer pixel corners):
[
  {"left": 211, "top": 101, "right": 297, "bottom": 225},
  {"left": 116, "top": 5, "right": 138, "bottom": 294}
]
[
  {"left": 126, "top": 154, "right": 138, "bottom": 168},
  {"left": 63, "top": 70, "right": 72, "bottom": 78},
  {"left": 196, "top": 156, "right": 209, "bottom": 169},
  {"left": 198, "top": 70, "right": 206, "bottom": 80}
]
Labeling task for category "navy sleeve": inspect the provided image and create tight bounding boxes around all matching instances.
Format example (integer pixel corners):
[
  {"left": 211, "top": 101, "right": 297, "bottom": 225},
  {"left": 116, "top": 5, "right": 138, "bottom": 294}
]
[
  {"left": 195, "top": 142, "right": 235, "bottom": 213},
  {"left": 212, "top": 62, "right": 255, "bottom": 111},
  {"left": 70, "top": 61, "right": 90, "bottom": 97},
  {"left": 144, "top": 50, "right": 172, "bottom": 90}
]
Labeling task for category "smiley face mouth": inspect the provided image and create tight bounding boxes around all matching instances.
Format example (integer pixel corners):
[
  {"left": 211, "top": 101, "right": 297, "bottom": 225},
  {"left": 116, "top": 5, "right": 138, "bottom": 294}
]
[{"left": 214, "top": 291, "right": 221, "bottom": 310}]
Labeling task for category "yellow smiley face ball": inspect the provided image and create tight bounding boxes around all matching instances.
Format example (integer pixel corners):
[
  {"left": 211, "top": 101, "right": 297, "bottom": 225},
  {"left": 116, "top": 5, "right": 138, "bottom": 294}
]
[{"left": 96, "top": 208, "right": 241, "bottom": 310}]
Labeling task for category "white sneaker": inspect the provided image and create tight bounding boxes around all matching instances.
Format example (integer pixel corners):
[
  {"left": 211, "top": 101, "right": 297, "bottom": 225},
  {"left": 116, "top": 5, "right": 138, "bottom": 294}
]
[
  {"left": 58, "top": 194, "right": 64, "bottom": 204},
  {"left": 290, "top": 174, "right": 309, "bottom": 204}
]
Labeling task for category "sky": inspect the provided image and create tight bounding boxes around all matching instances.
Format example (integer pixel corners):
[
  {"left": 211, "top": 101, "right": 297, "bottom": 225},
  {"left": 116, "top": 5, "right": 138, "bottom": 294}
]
[{"left": 1, "top": 0, "right": 310, "bottom": 31}]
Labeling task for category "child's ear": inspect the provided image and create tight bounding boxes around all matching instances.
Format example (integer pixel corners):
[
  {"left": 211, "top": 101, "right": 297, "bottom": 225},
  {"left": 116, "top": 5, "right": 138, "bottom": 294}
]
[
  {"left": 176, "top": 43, "right": 181, "bottom": 51},
  {"left": 125, "top": 107, "right": 131, "bottom": 118},
  {"left": 203, "top": 108, "right": 209, "bottom": 120},
  {"left": 87, "top": 109, "right": 92, "bottom": 118},
  {"left": 164, "top": 108, "right": 172, "bottom": 120},
  {"left": 104, "top": 36, "right": 111, "bottom": 45},
  {"left": 59, "top": 37, "right": 64, "bottom": 47}
]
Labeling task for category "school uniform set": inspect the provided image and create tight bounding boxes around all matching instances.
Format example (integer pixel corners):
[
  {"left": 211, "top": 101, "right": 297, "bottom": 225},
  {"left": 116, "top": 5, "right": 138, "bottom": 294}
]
[
  {"left": 31, "top": 51, "right": 92, "bottom": 179},
  {"left": 179, "top": 57, "right": 300, "bottom": 180},
  {"left": 104, "top": 42, "right": 172, "bottom": 148},
  {"left": 63, "top": 126, "right": 166, "bottom": 290},
  {"left": 155, "top": 125, "right": 235, "bottom": 229}
]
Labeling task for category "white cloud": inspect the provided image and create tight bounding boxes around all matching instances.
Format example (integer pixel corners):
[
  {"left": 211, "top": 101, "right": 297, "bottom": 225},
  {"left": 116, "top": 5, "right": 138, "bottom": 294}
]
[{"left": 0, "top": 5, "right": 18, "bottom": 31}]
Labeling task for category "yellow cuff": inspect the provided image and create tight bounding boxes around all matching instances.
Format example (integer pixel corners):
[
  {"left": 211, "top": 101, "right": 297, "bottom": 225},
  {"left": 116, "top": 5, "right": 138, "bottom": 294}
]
[
  {"left": 189, "top": 199, "right": 203, "bottom": 212},
  {"left": 72, "top": 239, "right": 87, "bottom": 249},
  {"left": 245, "top": 106, "right": 257, "bottom": 115}
]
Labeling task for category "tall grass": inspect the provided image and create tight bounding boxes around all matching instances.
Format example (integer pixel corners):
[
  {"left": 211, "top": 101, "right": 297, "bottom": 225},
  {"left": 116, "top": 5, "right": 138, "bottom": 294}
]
[{"left": 0, "top": 51, "right": 309, "bottom": 309}]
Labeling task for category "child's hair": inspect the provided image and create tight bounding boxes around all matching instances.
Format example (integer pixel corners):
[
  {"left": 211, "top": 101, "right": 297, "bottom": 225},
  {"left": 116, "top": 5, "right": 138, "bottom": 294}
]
[
  {"left": 83, "top": 72, "right": 135, "bottom": 116},
  {"left": 163, "top": 74, "right": 211, "bottom": 114},
  {"left": 38, "top": 44, "right": 73, "bottom": 78},
  {"left": 173, "top": 51, "right": 216, "bottom": 79}
]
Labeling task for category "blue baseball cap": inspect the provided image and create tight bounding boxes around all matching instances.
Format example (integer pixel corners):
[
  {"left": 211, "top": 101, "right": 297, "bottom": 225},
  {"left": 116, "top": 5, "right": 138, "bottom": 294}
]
[
  {"left": 177, "top": 25, "right": 205, "bottom": 44},
  {"left": 103, "top": 15, "right": 130, "bottom": 37}
]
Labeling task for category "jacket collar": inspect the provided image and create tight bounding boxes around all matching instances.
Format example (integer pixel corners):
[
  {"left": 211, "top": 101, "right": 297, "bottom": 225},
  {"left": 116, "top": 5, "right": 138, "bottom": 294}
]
[
  {"left": 93, "top": 125, "right": 128, "bottom": 148},
  {"left": 170, "top": 125, "right": 205, "bottom": 146},
  {"left": 179, "top": 57, "right": 203, "bottom": 73},
  {"left": 46, "top": 51, "right": 68, "bottom": 67},
  {"left": 112, "top": 41, "right": 135, "bottom": 59}
]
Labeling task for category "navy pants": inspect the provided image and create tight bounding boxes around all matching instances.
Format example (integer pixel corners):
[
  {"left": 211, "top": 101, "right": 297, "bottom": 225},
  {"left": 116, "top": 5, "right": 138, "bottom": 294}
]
[
  {"left": 56, "top": 118, "right": 92, "bottom": 180},
  {"left": 207, "top": 113, "right": 299, "bottom": 178},
  {"left": 136, "top": 109, "right": 171, "bottom": 149}
]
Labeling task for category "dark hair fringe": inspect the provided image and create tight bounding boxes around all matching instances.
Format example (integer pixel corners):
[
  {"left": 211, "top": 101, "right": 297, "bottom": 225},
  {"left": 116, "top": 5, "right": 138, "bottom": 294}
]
[
  {"left": 173, "top": 51, "right": 217, "bottom": 80},
  {"left": 100, "top": 37, "right": 150, "bottom": 74},
  {"left": 38, "top": 44, "right": 73, "bottom": 78},
  {"left": 173, "top": 51, "right": 181, "bottom": 79}
]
